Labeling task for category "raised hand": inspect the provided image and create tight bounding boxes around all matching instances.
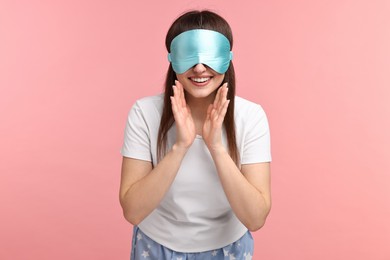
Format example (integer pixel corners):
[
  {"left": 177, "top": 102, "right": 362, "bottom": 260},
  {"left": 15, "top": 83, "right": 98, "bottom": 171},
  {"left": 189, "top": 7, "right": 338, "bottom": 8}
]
[
  {"left": 170, "top": 80, "right": 196, "bottom": 150},
  {"left": 202, "top": 83, "right": 230, "bottom": 152}
]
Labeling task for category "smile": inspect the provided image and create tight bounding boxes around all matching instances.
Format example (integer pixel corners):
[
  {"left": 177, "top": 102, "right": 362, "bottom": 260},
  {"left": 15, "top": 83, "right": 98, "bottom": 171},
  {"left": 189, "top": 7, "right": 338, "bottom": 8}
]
[{"left": 189, "top": 77, "right": 211, "bottom": 83}]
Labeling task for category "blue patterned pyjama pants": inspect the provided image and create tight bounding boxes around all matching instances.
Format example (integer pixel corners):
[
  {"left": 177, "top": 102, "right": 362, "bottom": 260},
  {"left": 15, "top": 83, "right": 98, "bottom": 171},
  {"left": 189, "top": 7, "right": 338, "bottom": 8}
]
[{"left": 130, "top": 226, "right": 254, "bottom": 260}]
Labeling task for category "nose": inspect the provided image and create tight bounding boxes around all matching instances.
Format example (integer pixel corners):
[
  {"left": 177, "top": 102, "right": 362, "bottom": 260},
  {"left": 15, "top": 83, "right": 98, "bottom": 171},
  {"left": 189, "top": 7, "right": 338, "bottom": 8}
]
[{"left": 192, "top": 63, "right": 207, "bottom": 73}]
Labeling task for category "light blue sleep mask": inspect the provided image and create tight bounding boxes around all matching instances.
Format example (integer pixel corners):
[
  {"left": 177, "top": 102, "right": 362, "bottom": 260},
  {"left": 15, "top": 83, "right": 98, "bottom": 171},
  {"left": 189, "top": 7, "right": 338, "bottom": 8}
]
[{"left": 168, "top": 29, "right": 233, "bottom": 74}]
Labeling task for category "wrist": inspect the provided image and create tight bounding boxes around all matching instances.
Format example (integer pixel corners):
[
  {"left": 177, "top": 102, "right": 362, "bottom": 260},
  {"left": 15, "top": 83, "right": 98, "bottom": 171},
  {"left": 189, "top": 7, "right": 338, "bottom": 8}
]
[
  {"left": 172, "top": 143, "right": 190, "bottom": 155},
  {"left": 207, "top": 144, "right": 227, "bottom": 156}
]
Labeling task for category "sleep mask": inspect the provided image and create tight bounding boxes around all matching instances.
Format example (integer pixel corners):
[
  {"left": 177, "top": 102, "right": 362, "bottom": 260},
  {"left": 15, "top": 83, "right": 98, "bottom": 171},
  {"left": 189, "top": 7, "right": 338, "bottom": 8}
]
[{"left": 168, "top": 29, "right": 233, "bottom": 74}]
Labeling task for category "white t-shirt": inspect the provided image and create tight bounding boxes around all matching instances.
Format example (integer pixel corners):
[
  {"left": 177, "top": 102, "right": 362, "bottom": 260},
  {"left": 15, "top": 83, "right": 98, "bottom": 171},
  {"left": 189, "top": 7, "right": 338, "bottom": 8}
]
[{"left": 121, "top": 94, "right": 271, "bottom": 252}]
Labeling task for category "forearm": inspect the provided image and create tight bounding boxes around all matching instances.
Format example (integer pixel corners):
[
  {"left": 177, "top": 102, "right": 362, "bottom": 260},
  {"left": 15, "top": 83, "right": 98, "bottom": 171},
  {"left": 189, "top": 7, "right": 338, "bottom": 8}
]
[
  {"left": 210, "top": 147, "right": 271, "bottom": 231},
  {"left": 121, "top": 145, "right": 188, "bottom": 225}
]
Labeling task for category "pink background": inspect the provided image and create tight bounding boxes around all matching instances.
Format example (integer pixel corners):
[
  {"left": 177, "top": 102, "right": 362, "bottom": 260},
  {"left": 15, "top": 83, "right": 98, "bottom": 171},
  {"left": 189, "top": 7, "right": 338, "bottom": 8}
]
[{"left": 1, "top": 0, "right": 389, "bottom": 259}]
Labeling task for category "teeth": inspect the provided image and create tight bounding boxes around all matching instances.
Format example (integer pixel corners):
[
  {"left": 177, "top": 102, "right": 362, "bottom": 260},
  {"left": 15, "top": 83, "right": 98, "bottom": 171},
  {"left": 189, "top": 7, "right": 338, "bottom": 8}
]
[{"left": 191, "top": 77, "right": 209, "bottom": 83}]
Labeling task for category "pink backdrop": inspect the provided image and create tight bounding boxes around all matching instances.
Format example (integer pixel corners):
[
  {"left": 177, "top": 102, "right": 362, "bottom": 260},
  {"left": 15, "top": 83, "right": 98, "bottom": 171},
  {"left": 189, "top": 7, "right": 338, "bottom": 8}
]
[{"left": 1, "top": 0, "right": 389, "bottom": 259}]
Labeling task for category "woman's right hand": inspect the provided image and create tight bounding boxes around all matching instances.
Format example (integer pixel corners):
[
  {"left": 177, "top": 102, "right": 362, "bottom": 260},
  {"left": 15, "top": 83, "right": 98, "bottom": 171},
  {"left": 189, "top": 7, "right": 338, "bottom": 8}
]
[{"left": 170, "top": 80, "right": 196, "bottom": 150}]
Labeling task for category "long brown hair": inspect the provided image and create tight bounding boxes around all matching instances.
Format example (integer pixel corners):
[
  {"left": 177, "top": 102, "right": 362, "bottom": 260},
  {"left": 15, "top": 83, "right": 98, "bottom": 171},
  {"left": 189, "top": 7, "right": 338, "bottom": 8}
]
[{"left": 157, "top": 10, "right": 239, "bottom": 164}]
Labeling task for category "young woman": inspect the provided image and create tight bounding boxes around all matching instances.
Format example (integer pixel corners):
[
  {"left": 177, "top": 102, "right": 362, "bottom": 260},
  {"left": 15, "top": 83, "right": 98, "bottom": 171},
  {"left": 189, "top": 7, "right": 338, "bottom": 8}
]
[{"left": 120, "top": 10, "right": 272, "bottom": 260}]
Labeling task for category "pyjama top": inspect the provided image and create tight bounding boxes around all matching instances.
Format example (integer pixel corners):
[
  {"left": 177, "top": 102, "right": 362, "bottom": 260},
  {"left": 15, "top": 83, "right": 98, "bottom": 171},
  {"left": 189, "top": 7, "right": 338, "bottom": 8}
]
[{"left": 121, "top": 94, "right": 271, "bottom": 252}]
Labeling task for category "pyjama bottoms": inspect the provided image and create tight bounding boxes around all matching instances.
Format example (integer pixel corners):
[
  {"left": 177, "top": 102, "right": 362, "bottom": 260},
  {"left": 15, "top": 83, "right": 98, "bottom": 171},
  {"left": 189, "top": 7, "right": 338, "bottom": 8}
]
[{"left": 130, "top": 226, "right": 254, "bottom": 260}]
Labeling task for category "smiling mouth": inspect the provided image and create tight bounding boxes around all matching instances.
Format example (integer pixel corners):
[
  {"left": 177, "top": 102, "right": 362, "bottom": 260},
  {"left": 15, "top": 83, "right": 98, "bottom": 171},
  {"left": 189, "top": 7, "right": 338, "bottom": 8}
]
[{"left": 189, "top": 77, "right": 212, "bottom": 83}]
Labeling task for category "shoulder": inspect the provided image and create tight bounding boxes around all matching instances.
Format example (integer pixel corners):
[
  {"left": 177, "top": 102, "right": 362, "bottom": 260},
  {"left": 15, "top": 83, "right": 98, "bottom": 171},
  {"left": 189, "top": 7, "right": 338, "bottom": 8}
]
[
  {"left": 126, "top": 94, "right": 164, "bottom": 124},
  {"left": 130, "top": 94, "right": 164, "bottom": 117},
  {"left": 234, "top": 96, "right": 267, "bottom": 119},
  {"left": 133, "top": 93, "right": 164, "bottom": 111}
]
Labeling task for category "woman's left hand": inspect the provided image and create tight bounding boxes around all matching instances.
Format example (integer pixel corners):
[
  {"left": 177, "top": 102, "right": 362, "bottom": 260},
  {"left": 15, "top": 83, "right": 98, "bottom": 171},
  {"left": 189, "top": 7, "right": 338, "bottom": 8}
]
[{"left": 202, "top": 83, "right": 230, "bottom": 152}]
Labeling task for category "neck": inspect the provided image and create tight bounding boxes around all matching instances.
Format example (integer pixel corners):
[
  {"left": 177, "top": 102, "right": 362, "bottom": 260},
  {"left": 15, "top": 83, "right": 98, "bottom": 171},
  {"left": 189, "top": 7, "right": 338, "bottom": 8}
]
[{"left": 185, "top": 93, "right": 216, "bottom": 120}]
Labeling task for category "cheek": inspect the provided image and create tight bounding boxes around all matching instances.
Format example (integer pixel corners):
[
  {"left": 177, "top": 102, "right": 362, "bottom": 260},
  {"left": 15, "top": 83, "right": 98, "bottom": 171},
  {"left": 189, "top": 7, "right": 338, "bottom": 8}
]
[
  {"left": 176, "top": 73, "right": 188, "bottom": 80},
  {"left": 175, "top": 74, "right": 186, "bottom": 84},
  {"left": 214, "top": 74, "right": 225, "bottom": 85}
]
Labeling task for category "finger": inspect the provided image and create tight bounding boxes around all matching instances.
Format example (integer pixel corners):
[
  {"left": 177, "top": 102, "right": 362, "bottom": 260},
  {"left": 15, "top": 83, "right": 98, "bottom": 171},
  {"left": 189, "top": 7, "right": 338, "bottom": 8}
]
[
  {"left": 174, "top": 82, "right": 185, "bottom": 111},
  {"left": 170, "top": 96, "right": 178, "bottom": 116},
  {"left": 223, "top": 83, "right": 228, "bottom": 100},
  {"left": 173, "top": 81, "right": 180, "bottom": 101},
  {"left": 221, "top": 84, "right": 228, "bottom": 107},
  {"left": 181, "top": 85, "right": 186, "bottom": 108},
  {"left": 217, "top": 83, "right": 229, "bottom": 109},
  {"left": 213, "top": 86, "right": 222, "bottom": 109},
  {"left": 175, "top": 80, "right": 186, "bottom": 108},
  {"left": 216, "top": 86, "right": 228, "bottom": 115},
  {"left": 171, "top": 89, "right": 185, "bottom": 119},
  {"left": 172, "top": 85, "right": 181, "bottom": 113},
  {"left": 173, "top": 84, "right": 179, "bottom": 100},
  {"left": 217, "top": 99, "right": 230, "bottom": 124},
  {"left": 210, "top": 105, "right": 218, "bottom": 121},
  {"left": 173, "top": 81, "right": 180, "bottom": 103},
  {"left": 175, "top": 80, "right": 181, "bottom": 100}
]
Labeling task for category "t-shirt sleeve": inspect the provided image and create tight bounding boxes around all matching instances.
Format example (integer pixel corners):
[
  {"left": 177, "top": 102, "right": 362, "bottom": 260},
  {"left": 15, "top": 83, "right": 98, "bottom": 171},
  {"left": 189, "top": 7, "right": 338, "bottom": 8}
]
[
  {"left": 241, "top": 105, "right": 272, "bottom": 164},
  {"left": 120, "top": 101, "right": 152, "bottom": 161}
]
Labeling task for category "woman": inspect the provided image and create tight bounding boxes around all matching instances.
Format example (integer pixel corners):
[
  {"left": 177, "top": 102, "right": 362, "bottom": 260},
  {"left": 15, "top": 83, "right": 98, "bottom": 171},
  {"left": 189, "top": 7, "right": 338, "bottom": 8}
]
[{"left": 120, "top": 10, "right": 272, "bottom": 260}]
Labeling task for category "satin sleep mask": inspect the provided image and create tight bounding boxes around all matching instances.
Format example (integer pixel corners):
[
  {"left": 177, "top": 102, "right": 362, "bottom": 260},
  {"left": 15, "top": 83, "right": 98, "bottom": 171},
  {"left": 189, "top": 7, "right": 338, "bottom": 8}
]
[{"left": 168, "top": 29, "right": 233, "bottom": 74}]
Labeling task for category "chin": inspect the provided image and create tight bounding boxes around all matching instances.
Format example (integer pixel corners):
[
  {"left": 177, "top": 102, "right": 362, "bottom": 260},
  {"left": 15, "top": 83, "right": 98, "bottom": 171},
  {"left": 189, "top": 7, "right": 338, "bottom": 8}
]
[
  {"left": 187, "top": 90, "right": 209, "bottom": 97},
  {"left": 186, "top": 89, "right": 216, "bottom": 100}
]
